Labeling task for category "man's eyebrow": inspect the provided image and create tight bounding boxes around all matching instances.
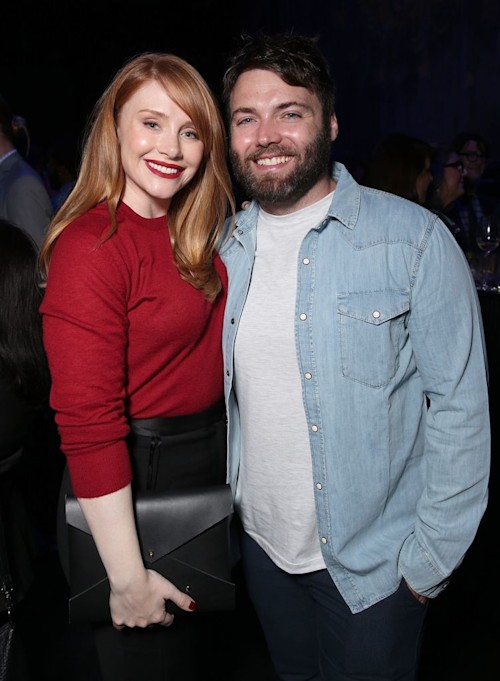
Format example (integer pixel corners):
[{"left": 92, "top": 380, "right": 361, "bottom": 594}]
[
  {"left": 231, "top": 106, "right": 256, "bottom": 118},
  {"left": 231, "top": 101, "right": 313, "bottom": 120},
  {"left": 276, "top": 101, "right": 312, "bottom": 112}
]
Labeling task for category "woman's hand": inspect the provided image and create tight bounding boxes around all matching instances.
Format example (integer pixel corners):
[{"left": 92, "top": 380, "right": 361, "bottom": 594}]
[
  {"left": 110, "top": 568, "right": 196, "bottom": 629},
  {"left": 78, "top": 484, "right": 196, "bottom": 630}
]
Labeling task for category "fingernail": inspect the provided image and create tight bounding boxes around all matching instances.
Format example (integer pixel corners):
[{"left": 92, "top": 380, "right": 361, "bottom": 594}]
[{"left": 188, "top": 600, "right": 197, "bottom": 611}]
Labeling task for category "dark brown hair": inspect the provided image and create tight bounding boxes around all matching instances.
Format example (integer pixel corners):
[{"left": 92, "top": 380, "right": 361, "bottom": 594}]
[{"left": 222, "top": 32, "right": 336, "bottom": 128}]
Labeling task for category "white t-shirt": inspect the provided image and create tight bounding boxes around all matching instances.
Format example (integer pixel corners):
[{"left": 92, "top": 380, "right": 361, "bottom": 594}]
[{"left": 234, "top": 192, "right": 333, "bottom": 573}]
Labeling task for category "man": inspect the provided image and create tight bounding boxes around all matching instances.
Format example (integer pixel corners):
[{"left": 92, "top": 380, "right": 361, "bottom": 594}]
[
  {"left": 0, "top": 95, "right": 53, "bottom": 249},
  {"left": 219, "top": 33, "right": 490, "bottom": 681}
]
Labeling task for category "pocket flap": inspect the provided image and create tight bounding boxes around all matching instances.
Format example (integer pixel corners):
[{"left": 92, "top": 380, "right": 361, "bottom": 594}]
[{"left": 337, "top": 289, "right": 410, "bottom": 325}]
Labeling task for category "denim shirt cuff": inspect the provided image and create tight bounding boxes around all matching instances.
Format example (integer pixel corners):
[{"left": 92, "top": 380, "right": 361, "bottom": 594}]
[{"left": 399, "top": 533, "right": 450, "bottom": 598}]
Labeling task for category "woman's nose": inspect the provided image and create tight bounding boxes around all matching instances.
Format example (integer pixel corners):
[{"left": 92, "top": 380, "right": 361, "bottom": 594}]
[{"left": 158, "top": 133, "right": 181, "bottom": 159}]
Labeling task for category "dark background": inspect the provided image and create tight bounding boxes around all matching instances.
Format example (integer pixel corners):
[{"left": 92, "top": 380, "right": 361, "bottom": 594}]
[
  {"left": 2, "top": 0, "right": 500, "bottom": 167},
  {"left": 2, "top": 2, "right": 499, "bottom": 679}
]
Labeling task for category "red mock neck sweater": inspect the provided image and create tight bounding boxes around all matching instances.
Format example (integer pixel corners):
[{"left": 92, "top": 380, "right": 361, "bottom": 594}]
[{"left": 40, "top": 202, "right": 227, "bottom": 497}]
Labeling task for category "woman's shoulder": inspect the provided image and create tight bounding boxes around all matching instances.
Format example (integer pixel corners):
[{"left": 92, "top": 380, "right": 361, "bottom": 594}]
[
  {"left": 61, "top": 202, "right": 112, "bottom": 241},
  {"left": 50, "top": 204, "right": 128, "bottom": 278},
  {"left": 53, "top": 204, "right": 131, "bottom": 261}
]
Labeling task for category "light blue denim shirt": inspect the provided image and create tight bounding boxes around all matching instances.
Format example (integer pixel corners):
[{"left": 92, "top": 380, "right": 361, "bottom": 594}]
[{"left": 220, "top": 162, "right": 490, "bottom": 614}]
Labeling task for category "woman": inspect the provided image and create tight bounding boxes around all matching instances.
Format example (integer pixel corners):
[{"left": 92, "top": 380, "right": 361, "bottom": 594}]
[
  {"left": 426, "top": 150, "right": 466, "bottom": 245},
  {"left": 364, "top": 132, "right": 435, "bottom": 204},
  {"left": 39, "top": 52, "right": 235, "bottom": 680}
]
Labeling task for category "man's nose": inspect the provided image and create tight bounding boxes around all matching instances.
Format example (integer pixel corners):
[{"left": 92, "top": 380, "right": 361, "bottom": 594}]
[{"left": 256, "top": 119, "right": 281, "bottom": 147}]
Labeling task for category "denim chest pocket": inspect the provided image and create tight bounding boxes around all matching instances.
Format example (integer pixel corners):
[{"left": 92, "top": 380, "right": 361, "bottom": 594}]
[{"left": 337, "top": 289, "right": 410, "bottom": 388}]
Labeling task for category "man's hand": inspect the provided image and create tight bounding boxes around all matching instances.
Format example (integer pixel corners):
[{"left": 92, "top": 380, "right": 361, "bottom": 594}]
[{"left": 405, "top": 581, "right": 428, "bottom": 605}]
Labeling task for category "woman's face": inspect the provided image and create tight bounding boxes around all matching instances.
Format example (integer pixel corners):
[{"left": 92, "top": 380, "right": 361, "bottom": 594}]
[
  {"left": 116, "top": 80, "right": 205, "bottom": 218},
  {"left": 442, "top": 152, "right": 465, "bottom": 201},
  {"left": 459, "top": 139, "right": 486, "bottom": 183},
  {"left": 415, "top": 156, "right": 433, "bottom": 204}
]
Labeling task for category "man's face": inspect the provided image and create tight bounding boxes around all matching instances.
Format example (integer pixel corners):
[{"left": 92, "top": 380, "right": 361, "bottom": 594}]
[{"left": 228, "top": 69, "right": 338, "bottom": 214}]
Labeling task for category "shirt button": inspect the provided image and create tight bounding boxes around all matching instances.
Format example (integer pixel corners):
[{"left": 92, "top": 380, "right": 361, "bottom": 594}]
[
  {"left": 316, "top": 482, "right": 322, "bottom": 490},
  {"left": 305, "top": 372, "right": 312, "bottom": 380},
  {"left": 372, "top": 310, "right": 381, "bottom": 319},
  {"left": 303, "top": 258, "right": 310, "bottom": 265},
  {"left": 311, "top": 424, "right": 318, "bottom": 432},
  {"left": 299, "top": 313, "right": 307, "bottom": 321},
  {"left": 321, "top": 537, "right": 328, "bottom": 544},
  {"left": 230, "top": 318, "right": 235, "bottom": 324}
]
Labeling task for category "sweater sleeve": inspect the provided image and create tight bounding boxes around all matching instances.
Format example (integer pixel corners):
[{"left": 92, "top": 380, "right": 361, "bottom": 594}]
[{"left": 40, "top": 222, "right": 132, "bottom": 497}]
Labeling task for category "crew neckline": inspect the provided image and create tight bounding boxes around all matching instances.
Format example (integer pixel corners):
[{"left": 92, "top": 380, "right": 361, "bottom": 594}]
[{"left": 118, "top": 201, "right": 168, "bottom": 231}]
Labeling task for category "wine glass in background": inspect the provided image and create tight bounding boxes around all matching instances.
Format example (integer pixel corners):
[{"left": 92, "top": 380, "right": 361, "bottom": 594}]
[{"left": 475, "top": 217, "right": 500, "bottom": 290}]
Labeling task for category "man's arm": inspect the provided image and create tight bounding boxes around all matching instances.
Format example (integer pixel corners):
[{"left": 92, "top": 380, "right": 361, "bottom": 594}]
[{"left": 400, "top": 215, "right": 490, "bottom": 597}]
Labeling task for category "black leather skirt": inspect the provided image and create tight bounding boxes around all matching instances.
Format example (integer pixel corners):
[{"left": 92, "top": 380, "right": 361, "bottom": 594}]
[{"left": 57, "top": 400, "right": 227, "bottom": 579}]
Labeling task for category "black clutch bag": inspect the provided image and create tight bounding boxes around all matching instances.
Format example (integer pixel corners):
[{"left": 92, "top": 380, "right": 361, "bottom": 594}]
[{"left": 65, "top": 484, "right": 235, "bottom": 623}]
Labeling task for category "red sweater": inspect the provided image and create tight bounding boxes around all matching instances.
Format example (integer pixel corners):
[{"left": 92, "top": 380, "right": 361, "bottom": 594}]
[{"left": 40, "top": 202, "right": 227, "bottom": 497}]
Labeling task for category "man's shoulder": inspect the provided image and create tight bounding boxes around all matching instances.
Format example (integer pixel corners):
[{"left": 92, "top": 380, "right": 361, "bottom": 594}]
[
  {"left": 4, "top": 153, "right": 41, "bottom": 181},
  {"left": 352, "top": 183, "right": 438, "bottom": 244},
  {"left": 360, "top": 184, "right": 434, "bottom": 218}
]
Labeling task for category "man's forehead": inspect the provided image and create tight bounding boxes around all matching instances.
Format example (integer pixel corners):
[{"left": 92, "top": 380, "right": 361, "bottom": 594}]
[{"left": 231, "top": 70, "right": 316, "bottom": 108}]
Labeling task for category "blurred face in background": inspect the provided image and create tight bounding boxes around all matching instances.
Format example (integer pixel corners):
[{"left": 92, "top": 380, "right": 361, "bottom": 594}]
[
  {"left": 459, "top": 139, "right": 486, "bottom": 183},
  {"left": 415, "top": 155, "right": 433, "bottom": 204},
  {"left": 442, "top": 152, "right": 465, "bottom": 204}
]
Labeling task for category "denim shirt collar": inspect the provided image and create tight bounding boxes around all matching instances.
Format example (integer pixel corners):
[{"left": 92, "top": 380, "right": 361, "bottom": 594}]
[{"left": 233, "top": 162, "right": 360, "bottom": 236}]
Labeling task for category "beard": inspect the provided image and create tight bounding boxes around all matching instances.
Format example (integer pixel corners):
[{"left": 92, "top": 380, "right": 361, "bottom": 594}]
[{"left": 230, "top": 126, "right": 333, "bottom": 207}]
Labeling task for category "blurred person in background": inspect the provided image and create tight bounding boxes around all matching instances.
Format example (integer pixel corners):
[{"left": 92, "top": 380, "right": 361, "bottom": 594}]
[
  {"left": 0, "top": 95, "right": 53, "bottom": 248},
  {"left": 45, "top": 134, "right": 79, "bottom": 213},
  {"left": 449, "top": 132, "right": 499, "bottom": 257},
  {"left": 0, "top": 219, "right": 52, "bottom": 680},
  {"left": 426, "top": 149, "right": 468, "bottom": 250},
  {"left": 364, "top": 132, "right": 435, "bottom": 205}
]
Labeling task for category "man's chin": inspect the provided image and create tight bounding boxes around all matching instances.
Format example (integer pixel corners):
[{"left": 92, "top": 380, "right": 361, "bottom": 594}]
[{"left": 246, "top": 176, "right": 289, "bottom": 202}]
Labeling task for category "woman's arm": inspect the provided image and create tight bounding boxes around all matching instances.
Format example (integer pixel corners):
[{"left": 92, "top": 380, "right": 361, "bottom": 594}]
[{"left": 78, "top": 484, "right": 196, "bottom": 629}]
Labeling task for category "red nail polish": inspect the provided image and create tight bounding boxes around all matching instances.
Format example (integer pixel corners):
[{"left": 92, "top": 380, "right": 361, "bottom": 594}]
[{"left": 188, "top": 600, "right": 197, "bottom": 611}]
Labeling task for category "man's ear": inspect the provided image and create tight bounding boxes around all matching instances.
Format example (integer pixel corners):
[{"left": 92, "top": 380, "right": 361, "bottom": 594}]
[{"left": 330, "top": 114, "right": 339, "bottom": 142}]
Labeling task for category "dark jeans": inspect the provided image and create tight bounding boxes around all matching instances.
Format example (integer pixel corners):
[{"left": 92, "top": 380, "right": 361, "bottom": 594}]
[
  {"left": 57, "top": 401, "right": 229, "bottom": 681},
  {"left": 240, "top": 531, "right": 428, "bottom": 681}
]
